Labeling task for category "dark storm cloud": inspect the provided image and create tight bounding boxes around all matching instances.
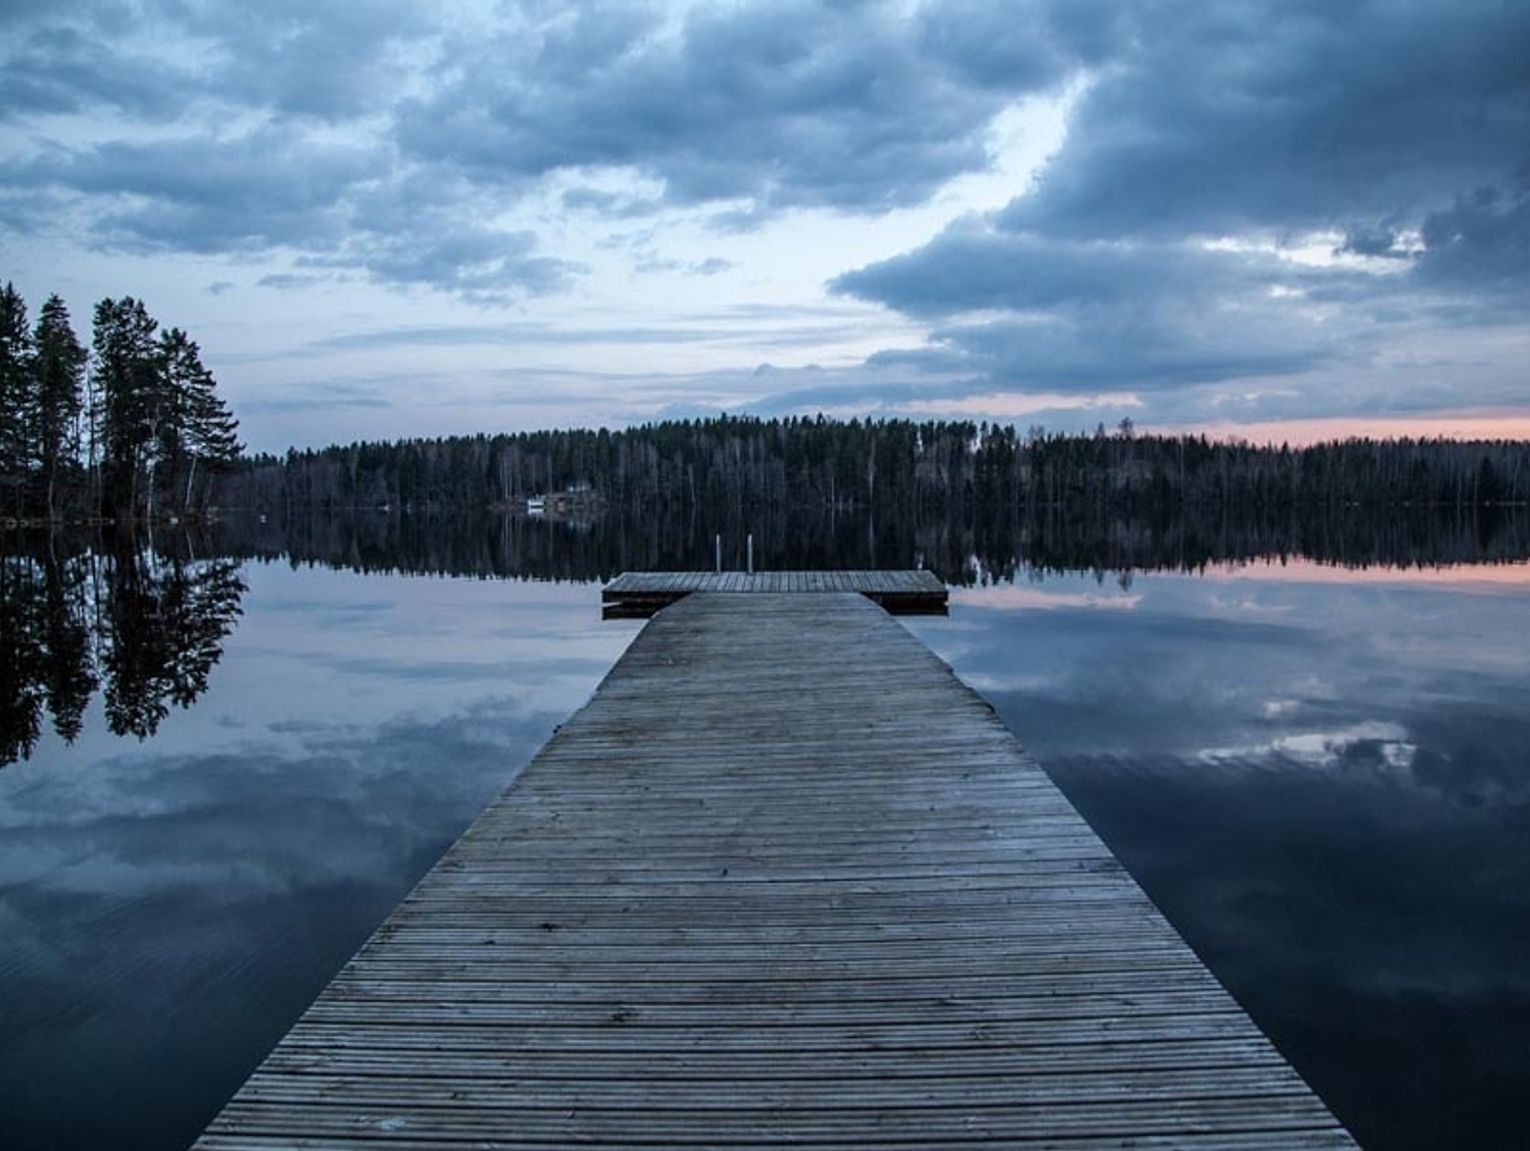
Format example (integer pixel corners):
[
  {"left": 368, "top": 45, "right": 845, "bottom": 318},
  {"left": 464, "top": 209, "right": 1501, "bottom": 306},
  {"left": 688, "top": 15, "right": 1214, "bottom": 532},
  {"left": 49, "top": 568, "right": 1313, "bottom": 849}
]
[
  {"left": 999, "top": 1, "right": 1530, "bottom": 241},
  {"left": 16, "top": 129, "right": 579, "bottom": 297},
  {"left": 0, "top": 25, "right": 198, "bottom": 120},
  {"left": 0, "top": 0, "right": 429, "bottom": 123},
  {"left": 1336, "top": 225, "right": 1411, "bottom": 261},
  {"left": 172, "top": 0, "right": 431, "bottom": 122},
  {"left": 393, "top": 1, "right": 1068, "bottom": 215},
  {"left": 300, "top": 218, "right": 584, "bottom": 301},
  {"left": 832, "top": 2, "right": 1530, "bottom": 413},
  {"left": 14, "top": 128, "right": 378, "bottom": 253},
  {"left": 4, "top": 0, "right": 1526, "bottom": 370},
  {"left": 834, "top": 220, "right": 1345, "bottom": 393},
  {"left": 832, "top": 224, "right": 1304, "bottom": 318},
  {"left": 5, "top": 2, "right": 1092, "bottom": 298},
  {"left": 0, "top": 2, "right": 565, "bottom": 298},
  {"left": 1415, "top": 184, "right": 1530, "bottom": 291},
  {"left": 919, "top": 311, "right": 1335, "bottom": 393}
]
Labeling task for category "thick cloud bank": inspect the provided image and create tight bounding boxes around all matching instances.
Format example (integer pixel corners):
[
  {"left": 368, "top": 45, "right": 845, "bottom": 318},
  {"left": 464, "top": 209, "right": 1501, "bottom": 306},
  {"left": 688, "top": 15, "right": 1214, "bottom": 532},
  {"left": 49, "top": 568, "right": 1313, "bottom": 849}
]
[
  {"left": 2, "top": 1, "right": 1526, "bottom": 437},
  {"left": 832, "top": 2, "right": 1530, "bottom": 422}
]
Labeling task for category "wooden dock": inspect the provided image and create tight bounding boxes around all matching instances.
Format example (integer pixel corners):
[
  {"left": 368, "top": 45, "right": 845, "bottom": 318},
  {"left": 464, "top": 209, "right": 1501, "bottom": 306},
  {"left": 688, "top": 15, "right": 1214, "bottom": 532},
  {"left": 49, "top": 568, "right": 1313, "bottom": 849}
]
[
  {"left": 602, "top": 569, "right": 948, "bottom": 617},
  {"left": 196, "top": 585, "right": 1354, "bottom": 1148}
]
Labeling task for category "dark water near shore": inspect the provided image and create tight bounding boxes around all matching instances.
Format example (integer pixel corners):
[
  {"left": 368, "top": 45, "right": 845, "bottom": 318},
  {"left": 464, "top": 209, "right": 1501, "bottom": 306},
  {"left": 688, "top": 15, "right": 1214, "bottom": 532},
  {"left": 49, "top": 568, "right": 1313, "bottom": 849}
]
[{"left": 3, "top": 513, "right": 1529, "bottom": 1149}]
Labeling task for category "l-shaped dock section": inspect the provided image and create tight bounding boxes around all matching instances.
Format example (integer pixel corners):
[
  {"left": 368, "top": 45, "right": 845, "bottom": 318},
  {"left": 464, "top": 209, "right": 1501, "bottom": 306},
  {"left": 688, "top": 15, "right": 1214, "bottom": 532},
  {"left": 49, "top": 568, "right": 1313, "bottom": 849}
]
[{"left": 602, "top": 568, "right": 948, "bottom": 617}]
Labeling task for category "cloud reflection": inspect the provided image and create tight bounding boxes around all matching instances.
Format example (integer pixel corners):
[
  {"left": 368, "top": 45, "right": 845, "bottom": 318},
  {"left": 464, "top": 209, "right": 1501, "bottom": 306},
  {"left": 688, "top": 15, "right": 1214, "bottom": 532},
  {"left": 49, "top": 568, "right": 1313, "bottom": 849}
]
[{"left": 911, "top": 566, "right": 1530, "bottom": 1148}]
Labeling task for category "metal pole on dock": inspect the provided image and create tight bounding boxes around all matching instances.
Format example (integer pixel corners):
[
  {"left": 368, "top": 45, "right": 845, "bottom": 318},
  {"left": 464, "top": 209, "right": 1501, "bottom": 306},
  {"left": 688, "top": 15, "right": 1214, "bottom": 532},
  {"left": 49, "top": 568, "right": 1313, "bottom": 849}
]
[
  {"left": 747, "top": 533, "right": 754, "bottom": 574},
  {"left": 715, "top": 534, "right": 722, "bottom": 573}
]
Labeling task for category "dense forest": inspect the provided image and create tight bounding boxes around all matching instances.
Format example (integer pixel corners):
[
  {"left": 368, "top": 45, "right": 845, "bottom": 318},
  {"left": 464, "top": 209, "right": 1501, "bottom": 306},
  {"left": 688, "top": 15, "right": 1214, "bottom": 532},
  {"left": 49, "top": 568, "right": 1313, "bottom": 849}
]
[
  {"left": 0, "top": 282, "right": 241, "bottom": 523},
  {"left": 217, "top": 417, "right": 1530, "bottom": 519},
  {"left": 3, "top": 274, "right": 1527, "bottom": 529}
]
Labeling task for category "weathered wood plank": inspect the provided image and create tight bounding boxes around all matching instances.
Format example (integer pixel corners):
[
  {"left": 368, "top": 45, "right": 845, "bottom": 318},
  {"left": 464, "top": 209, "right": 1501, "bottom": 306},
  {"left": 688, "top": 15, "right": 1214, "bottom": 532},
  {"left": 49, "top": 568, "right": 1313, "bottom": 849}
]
[
  {"left": 199, "top": 1135, "right": 1358, "bottom": 1151},
  {"left": 195, "top": 592, "right": 1353, "bottom": 1148},
  {"left": 601, "top": 568, "right": 947, "bottom": 616}
]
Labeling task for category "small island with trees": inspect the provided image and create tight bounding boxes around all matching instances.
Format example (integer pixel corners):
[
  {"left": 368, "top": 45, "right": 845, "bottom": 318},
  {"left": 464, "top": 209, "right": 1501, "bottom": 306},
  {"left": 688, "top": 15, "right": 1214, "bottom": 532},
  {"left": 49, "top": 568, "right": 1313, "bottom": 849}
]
[{"left": 0, "top": 282, "right": 241, "bottom": 525}]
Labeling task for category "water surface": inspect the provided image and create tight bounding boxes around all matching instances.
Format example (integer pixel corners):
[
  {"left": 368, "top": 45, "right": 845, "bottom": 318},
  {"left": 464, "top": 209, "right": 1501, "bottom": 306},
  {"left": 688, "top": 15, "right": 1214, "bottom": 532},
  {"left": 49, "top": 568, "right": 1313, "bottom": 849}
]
[
  {"left": 2, "top": 540, "right": 1528, "bottom": 1149},
  {"left": 0, "top": 559, "right": 638, "bottom": 1148},
  {"left": 907, "top": 561, "right": 1530, "bottom": 1149}
]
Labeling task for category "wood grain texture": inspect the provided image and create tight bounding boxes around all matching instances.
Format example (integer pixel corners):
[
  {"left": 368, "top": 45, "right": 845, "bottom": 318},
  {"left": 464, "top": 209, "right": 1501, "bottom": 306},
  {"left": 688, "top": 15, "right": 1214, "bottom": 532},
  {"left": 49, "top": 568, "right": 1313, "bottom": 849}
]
[
  {"left": 195, "top": 591, "right": 1353, "bottom": 1148},
  {"left": 601, "top": 569, "right": 948, "bottom": 617}
]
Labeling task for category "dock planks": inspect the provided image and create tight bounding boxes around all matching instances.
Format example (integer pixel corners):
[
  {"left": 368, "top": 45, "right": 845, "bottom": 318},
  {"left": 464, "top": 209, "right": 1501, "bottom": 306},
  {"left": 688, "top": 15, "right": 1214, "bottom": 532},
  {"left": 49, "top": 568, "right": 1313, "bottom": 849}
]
[
  {"left": 601, "top": 568, "right": 948, "bottom": 617},
  {"left": 195, "top": 590, "right": 1353, "bottom": 1149}
]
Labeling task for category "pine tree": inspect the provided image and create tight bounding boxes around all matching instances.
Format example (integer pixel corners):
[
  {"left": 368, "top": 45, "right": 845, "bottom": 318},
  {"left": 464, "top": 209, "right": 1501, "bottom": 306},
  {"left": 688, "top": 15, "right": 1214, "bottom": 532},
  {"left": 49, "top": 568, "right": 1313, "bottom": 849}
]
[
  {"left": 33, "top": 295, "right": 88, "bottom": 519},
  {"left": 160, "top": 327, "right": 241, "bottom": 512},
  {"left": 92, "top": 297, "right": 162, "bottom": 518},
  {"left": 0, "top": 283, "right": 36, "bottom": 511}
]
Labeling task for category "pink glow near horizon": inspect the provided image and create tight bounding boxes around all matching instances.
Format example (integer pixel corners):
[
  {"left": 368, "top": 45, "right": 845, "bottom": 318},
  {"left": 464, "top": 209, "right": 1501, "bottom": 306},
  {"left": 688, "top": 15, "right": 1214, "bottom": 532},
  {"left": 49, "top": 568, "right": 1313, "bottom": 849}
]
[
  {"left": 952, "top": 558, "right": 1530, "bottom": 600},
  {"left": 1151, "top": 412, "right": 1530, "bottom": 447},
  {"left": 1200, "top": 556, "right": 1530, "bottom": 589}
]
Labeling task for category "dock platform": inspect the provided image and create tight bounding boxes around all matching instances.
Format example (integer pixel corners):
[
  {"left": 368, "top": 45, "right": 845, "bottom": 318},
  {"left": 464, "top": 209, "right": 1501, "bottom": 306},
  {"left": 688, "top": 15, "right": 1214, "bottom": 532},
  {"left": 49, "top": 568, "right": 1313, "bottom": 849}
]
[
  {"left": 196, "top": 584, "right": 1353, "bottom": 1148},
  {"left": 601, "top": 568, "right": 948, "bottom": 617}
]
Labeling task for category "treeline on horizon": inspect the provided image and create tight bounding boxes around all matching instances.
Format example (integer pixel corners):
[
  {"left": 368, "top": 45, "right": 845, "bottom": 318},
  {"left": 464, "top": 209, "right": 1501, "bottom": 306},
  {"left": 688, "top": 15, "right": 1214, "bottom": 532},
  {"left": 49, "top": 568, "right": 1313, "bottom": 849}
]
[
  {"left": 218, "top": 415, "right": 1530, "bottom": 516},
  {"left": 0, "top": 282, "right": 241, "bottom": 523}
]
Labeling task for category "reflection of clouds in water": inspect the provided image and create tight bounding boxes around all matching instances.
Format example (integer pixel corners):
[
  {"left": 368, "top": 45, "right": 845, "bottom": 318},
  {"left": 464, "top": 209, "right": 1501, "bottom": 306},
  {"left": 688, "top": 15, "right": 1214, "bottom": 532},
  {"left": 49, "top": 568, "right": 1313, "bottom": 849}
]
[
  {"left": 1112, "top": 702, "right": 1530, "bottom": 813},
  {"left": 1205, "top": 592, "right": 1297, "bottom": 616},
  {"left": 1199, "top": 720, "right": 1418, "bottom": 773},
  {"left": 961, "top": 671, "right": 1060, "bottom": 694},
  {"left": 0, "top": 695, "right": 560, "bottom": 900},
  {"left": 919, "top": 568, "right": 1530, "bottom": 1150},
  {"left": 0, "top": 690, "right": 571, "bottom": 1128},
  {"left": 0, "top": 564, "right": 630, "bottom": 1149},
  {"left": 950, "top": 585, "right": 1141, "bottom": 611},
  {"left": 1205, "top": 558, "right": 1530, "bottom": 591},
  {"left": 320, "top": 653, "right": 614, "bottom": 684}
]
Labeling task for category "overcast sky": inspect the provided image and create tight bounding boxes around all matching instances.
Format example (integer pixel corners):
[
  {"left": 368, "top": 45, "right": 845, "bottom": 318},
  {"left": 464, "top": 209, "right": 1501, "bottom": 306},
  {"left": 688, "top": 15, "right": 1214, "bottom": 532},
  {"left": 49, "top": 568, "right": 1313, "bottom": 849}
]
[{"left": 3, "top": 1, "right": 1527, "bottom": 453}]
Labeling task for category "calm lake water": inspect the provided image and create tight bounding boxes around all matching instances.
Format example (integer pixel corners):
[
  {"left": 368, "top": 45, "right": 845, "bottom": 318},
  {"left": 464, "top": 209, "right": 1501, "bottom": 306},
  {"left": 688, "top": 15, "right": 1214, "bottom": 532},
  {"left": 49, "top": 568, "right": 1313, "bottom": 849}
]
[{"left": 2, "top": 535, "right": 1528, "bottom": 1149}]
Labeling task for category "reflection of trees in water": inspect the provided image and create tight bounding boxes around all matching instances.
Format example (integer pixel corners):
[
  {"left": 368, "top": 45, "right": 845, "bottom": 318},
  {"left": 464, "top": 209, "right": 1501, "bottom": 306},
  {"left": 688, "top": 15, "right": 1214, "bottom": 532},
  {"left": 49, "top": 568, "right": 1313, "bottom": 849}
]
[
  {"left": 209, "top": 501, "right": 1530, "bottom": 587},
  {"left": 7, "top": 502, "right": 1524, "bottom": 763},
  {"left": 1, "top": 538, "right": 245, "bottom": 765}
]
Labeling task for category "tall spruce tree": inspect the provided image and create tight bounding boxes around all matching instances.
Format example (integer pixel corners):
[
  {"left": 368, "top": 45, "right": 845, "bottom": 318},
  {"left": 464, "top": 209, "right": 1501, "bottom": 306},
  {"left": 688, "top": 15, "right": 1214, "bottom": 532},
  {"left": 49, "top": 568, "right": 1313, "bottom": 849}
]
[
  {"left": 92, "top": 297, "right": 162, "bottom": 518},
  {"left": 0, "top": 283, "right": 36, "bottom": 510},
  {"left": 33, "top": 295, "right": 87, "bottom": 519},
  {"left": 159, "top": 327, "right": 240, "bottom": 512}
]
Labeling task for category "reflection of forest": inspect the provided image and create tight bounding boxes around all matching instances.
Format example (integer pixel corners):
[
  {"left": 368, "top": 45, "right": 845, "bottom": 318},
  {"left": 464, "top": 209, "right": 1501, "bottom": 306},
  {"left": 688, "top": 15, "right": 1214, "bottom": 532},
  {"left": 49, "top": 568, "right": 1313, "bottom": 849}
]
[
  {"left": 1, "top": 539, "right": 245, "bottom": 766},
  {"left": 209, "top": 501, "right": 1530, "bottom": 587},
  {"left": 5, "top": 502, "right": 1525, "bottom": 763}
]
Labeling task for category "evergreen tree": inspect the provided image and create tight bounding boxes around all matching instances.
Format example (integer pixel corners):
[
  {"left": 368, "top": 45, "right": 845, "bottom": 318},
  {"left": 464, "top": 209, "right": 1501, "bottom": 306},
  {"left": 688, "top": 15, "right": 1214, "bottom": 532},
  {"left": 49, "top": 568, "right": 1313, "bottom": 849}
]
[
  {"left": 92, "top": 297, "right": 162, "bottom": 518},
  {"left": 156, "top": 328, "right": 196, "bottom": 511},
  {"left": 33, "top": 295, "right": 87, "bottom": 519},
  {"left": 0, "top": 283, "right": 35, "bottom": 510},
  {"left": 179, "top": 339, "right": 241, "bottom": 510}
]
